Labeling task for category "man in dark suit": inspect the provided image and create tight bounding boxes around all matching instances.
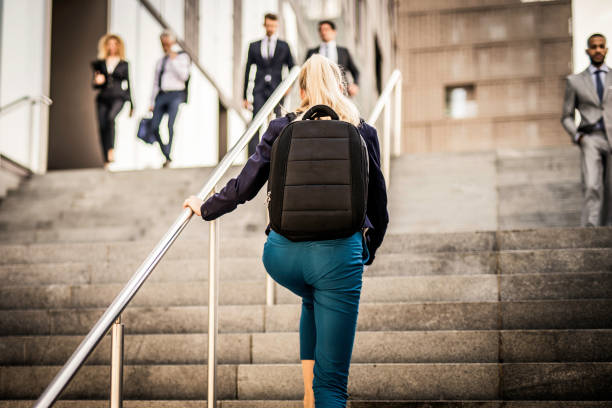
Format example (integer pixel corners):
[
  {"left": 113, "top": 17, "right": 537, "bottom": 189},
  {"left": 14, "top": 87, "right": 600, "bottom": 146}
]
[
  {"left": 243, "top": 13, "right": 295, "bottom": 156},
  {"left": 561, "top": 33, "right": 612, "bottom": 226},
  {"left": 305, "top": 20, "right": 360, "bottom": 97}
]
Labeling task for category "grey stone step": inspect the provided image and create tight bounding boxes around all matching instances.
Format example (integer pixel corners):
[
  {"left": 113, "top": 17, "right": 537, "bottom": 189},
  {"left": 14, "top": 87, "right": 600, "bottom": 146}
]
[
  {"left": 2, "top": 330, "right": 611, "bottom": 366},
  {"left": 499, "top": 248, "right": 612, "bottom": 274},
  {"left": 2, "top": 225, "right": 611, "bottom": 264},
  {"left": 498, "top": 183, "right": 581, "bottom": 216},
  {"left": 379, "top": 227, "right": 612, "bottom": 254},
  {"left": 1, "top": 300, "right": 611, "bottom": 336},
  {"left": 1, "top": 363, "right": 611, "bottom": 400},
  {"left": 2, "top": 401, "right": 612, "bottom": 408},
  {"left": 0, "top": 237, "right": 267, "bottom": 265},
  {"left": 0, "top": 275, "right": 508, "bottom": 309},
  {"left": 2, "top": 270, "right": 610, "bottom": 311},
  {"left": 499, "top": 211, "right": 582, "bottom": 230},
  {"left": 0, "top": 225, "right": 144, "bottom": 244}
]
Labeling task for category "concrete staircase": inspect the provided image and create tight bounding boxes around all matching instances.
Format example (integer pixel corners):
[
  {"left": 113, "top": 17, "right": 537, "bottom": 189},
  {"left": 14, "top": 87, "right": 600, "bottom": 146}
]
[
  {"left": 389, "top": 145, "right": 582, "bottom": 233},
  {"left": 1, "top": 146, "right": 611, "bottom": 406}
]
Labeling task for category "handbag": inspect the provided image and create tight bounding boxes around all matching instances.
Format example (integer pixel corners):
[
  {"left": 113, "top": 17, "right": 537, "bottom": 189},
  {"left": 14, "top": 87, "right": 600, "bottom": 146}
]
[{"left": 137, "top": 118, "right": 156, "bottom": 144}]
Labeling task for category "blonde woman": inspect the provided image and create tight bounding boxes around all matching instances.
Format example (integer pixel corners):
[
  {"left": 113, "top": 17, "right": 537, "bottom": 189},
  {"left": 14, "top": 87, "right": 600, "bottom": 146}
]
[
  {"left": 91, "top": 34, "right": 133, "bottom": 169},
  {"left": 183, "top": 54, "right": 388, "bottom": 407}
]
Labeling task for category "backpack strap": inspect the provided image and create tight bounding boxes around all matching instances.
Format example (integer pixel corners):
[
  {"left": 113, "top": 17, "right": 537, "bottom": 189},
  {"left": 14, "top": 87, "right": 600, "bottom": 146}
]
[{"left": 303, "top": 105, "right": 339, "bottom": 120}]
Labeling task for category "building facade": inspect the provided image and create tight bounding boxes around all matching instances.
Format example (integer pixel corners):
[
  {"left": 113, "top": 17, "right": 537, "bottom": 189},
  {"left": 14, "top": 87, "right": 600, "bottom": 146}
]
[
  {"left": 0, "top": 0, "right": 396, "bottom": 173},
  {"left": 397, "top": 0, "right": 573, "bottom": 153}
]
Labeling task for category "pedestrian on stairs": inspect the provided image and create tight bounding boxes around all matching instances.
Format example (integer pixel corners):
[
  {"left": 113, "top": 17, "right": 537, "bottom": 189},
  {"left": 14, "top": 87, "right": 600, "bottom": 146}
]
[
  {"left": 149, "top": 29, "right": 191, "bottom": 168},
  {"left": 91, "top": 34, "right": 134, "bottom": 170},
  {"left": 183, "top": 54, "right": 389, "bottom": 407},
  {"left": 562, "top": 33, "right": 612, "bottom": 226}
]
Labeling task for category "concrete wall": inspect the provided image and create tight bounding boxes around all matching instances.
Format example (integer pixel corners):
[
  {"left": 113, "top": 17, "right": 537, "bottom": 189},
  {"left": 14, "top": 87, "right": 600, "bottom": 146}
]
[
  {"left": 47, "top": 0, "right": 108, "bottom": 169},
  {"left": 572, "top": 0, "right": 612, "bottom": 74},
  {"left": 398, "top": 0, "right": 573, "bottom": 153}
]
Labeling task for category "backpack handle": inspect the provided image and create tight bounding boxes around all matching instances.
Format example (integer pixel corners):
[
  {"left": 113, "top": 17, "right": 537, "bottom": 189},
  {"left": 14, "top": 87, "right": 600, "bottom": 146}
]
[{"left": 302, "top": 105, "right": 340, "bottom": 121}]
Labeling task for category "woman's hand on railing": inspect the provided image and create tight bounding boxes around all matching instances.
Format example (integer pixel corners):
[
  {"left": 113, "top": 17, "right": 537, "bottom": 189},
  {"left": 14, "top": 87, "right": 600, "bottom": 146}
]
[{"left": 183, "top": 195, "right": 204, "bottom": 216}]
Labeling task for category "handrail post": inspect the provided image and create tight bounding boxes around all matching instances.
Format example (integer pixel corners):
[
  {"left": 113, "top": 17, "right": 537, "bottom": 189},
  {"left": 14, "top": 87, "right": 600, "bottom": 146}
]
[
  {"left": 393, "top": 76, "right": 402, "bottom": 157},
  {"left": 261, "top": 112, "right": 275, "bottom": 307},
  {"left": 382, "top": 100, "right": 392, "bottom": 185},
  {"left": 207, "top": 187, "right": 219, "bottom": 408},
  {"left": 110, "top": 315, "right": 124, "bottom": 408}
]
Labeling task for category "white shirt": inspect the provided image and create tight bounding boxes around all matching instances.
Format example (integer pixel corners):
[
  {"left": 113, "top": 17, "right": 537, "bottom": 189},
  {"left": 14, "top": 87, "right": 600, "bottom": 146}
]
[
  {"left": 588, "top": 63, "right": 609, "bottom": 90},
  {"left": 260, "top": 34, "right": 278, "bottom": 60},
  {"left": 151, "top": 52, "right": 191, "bottom": 106},
  {"left": 106, "top": 56, "right": 120, "bottom": 74},
  {"left": 319, "top": 40, "right": 338, "bottom": 64}
]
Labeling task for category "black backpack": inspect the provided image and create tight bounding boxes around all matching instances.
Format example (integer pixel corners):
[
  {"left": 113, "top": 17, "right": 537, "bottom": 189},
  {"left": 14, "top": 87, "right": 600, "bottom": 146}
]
[{"left": 267, "top": 105, "right": 369, "bottom": 241}]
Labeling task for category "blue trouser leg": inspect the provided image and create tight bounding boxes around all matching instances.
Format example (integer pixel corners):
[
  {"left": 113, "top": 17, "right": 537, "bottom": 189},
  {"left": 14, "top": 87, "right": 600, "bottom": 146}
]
[
  {"left": 164, "top": 93, "right": 182, "bottom": 160},
  {"left": 151, "top": 94, "right": 169, "bottom": 159},
  {"left": 262, "top": 231, "right": 364, "bottom": 408}
]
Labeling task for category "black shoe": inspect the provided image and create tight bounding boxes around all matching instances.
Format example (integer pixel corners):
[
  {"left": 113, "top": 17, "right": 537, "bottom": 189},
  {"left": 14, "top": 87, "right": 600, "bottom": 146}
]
[{"left": 162, "top": 159, "right": 172, "bottom": 168}]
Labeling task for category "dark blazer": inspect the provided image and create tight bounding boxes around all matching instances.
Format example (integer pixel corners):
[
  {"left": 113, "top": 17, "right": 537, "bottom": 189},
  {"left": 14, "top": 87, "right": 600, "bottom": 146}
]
[
  {"left": 200, "top": 115, "right": 388, "bottom": 264},
  {"left": 91, "top": 59, "right": 133, "bottom": 108},
  {"left": 243, "top": 39, "right": 295, "bottom": 100},
  {"left": 306, "top": 45, "right": 360, "bottom": 85}
]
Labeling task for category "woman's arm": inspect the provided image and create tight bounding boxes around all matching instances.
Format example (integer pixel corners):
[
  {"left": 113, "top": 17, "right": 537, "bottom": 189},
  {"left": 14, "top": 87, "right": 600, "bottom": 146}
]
[
  {"left": 361, "top": 122, "right": 389, "bottom": 265},
  {"left": 183, "top": 117, "right": 289, "bottom": 220}
]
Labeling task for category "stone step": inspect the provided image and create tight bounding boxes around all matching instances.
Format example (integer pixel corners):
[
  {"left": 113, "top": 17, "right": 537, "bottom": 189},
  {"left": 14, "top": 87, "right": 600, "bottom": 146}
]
[
  {"left": 2, "top": 330, "right": 611, "bottom": 366},
  {"left": 13, "top": 270, "right": 609, "bottom": 310},
  {"left": 2, "top": 401, "right": 612, "bottom": 408},
  {"left": 1, "top": 300, "right": 611, "bottom": 335},
  {"left": 0, "top": 225, "right": 144, "bottom": 244},
  {"left": 2, "top": 225, "right": 611, "bottom": 262},
  {"left": 499, "top": 211, "right": 582, "bottom": 230},
  {"left": 498, "top": 183, "right": 581, "bottom": 216},
  {"left": 0, "top": 274, "right": 507, "bottom": 309},
  {"left": 1, "top": 363, "right": 611, "bottom": 400},
  {"left": 2, "top": 242, "right": 610, "bottom": 282}
]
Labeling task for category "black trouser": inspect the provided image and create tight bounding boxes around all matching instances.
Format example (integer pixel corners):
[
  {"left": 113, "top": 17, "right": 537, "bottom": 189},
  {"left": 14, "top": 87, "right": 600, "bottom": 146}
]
[
  {"left": 96, "top": 97, "right": 125, "bottom": 163},
  {"left": 248, "top": 90, "right": 283, "bottom": 156}
]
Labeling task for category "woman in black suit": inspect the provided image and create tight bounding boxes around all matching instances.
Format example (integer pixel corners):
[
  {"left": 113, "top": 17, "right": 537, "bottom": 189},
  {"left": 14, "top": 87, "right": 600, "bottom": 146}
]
[{"left": 92, "top": 34, "right": 133, "bottom": 168}]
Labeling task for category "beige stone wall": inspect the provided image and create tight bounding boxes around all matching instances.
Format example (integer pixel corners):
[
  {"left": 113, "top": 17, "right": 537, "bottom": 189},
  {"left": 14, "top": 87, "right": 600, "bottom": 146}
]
[{"left": 398, "top": 0, "right": 572, "bottom": 153}]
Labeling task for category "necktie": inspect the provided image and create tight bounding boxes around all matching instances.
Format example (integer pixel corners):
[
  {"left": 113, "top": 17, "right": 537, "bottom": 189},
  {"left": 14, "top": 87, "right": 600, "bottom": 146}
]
[
  {"left": 158, "top": 56, "right": 169, "bottom": 89},
  {"left": 323, "top": 44, "right": 328, "bottom": 58},
  {"left": 266, "top": 37, "right": 272, "bottom": 60},
  {"left": 595, "top": 70, "right": 605, "bottom": 102}
]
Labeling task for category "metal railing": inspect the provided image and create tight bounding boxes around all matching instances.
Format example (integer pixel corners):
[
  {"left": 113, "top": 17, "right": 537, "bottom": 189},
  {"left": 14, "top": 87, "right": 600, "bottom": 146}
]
[
  {"left": 32, "top": 66, "right": 301, "bottom": 408},
  {"left": 32, "top": 67, "right": 403, "bottom": 408},
  {"left": 0, "top": 94, "right": 53, "bottom": 174},
  {"left": 368, "top": 69, "right": 402, "bottom": 185}
]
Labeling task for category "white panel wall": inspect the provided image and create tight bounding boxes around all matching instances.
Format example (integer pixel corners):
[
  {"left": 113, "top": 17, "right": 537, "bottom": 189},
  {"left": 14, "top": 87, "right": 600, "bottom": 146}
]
[
  {"left": 572, "top": 0, "right": 612, "bottom": 73},
  {"left": 0, "top": 0, "right": 50, "bottom": 173},
  {"left": 109, "top": 0, "right": 222, "bottom": 170}
]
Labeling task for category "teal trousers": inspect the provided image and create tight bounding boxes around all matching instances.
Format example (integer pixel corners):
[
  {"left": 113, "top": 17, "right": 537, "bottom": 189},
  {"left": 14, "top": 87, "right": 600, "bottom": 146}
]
[{"left": 262, "top": 230, "right": 367, "bottom": 408}]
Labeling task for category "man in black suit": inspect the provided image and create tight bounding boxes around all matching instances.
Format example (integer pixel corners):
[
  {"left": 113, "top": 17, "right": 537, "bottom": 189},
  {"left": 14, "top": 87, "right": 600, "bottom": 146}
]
[
  {"left": 305, "top": 20, "right": 360, "bottom": 97},
  {"left": 243, "top": 13, "right": 295, "bottom": 156}
]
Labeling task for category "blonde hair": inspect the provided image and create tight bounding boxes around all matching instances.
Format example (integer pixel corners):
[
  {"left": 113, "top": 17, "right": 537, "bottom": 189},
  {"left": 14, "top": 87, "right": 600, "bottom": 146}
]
[
  {"left": 295, "top": 54, "right": 361, "bottom": 126},
  {"left": 97, "top": 34, "right": 125, "bottom": 60}
]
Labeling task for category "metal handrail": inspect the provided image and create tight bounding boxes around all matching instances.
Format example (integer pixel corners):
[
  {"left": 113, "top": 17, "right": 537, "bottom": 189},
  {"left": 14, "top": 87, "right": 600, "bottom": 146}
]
[
  {"left": 32, "top": 65, "right": 301, "bottom": 408},
  {"left": 0, "top": 95, "right": 53, "bottom": 175},
  {"left": 0, "top": 94, "right": 52, "bottom": 115},
  {"left": 367, "top": 69, "right": 402, "bottom": 185}
]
